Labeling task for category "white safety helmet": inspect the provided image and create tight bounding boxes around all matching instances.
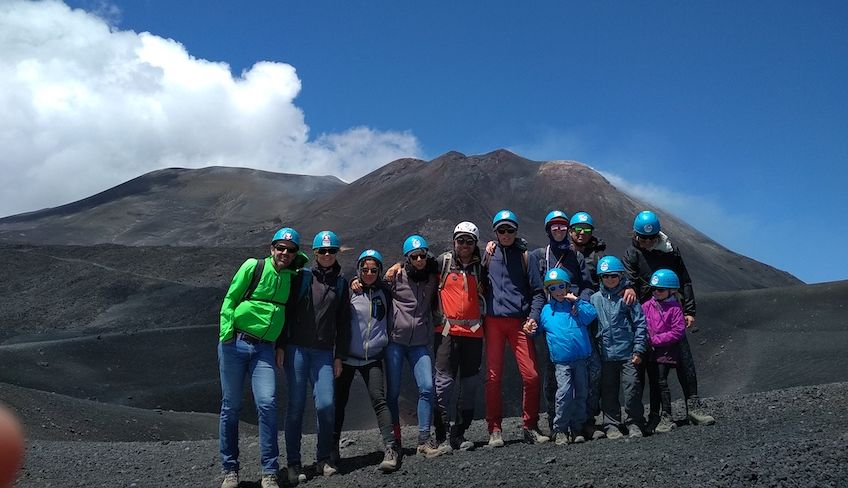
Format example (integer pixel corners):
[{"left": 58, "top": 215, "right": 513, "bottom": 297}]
[{"left": 453, "top": 221, "right": 479, "bottom": 241}]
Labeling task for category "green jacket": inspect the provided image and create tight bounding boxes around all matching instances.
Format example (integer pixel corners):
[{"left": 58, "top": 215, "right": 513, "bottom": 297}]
[{"left": 219, "top": 252, "right": 308, "bottom": 343}]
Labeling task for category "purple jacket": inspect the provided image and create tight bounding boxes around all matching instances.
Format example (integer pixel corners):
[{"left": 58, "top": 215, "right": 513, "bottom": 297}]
[{"left": 643, "top": 296, "right": 686, "bottom": 364}]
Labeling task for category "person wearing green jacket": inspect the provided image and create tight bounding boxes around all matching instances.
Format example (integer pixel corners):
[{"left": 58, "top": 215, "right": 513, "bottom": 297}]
[{"left": 218, "top": 227, "right": 308, "bottom": 488}]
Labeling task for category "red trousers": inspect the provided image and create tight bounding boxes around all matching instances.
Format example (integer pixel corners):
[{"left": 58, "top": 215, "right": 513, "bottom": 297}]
[{"left": 484, "top": 316, "right": 541, "bottom": 432}]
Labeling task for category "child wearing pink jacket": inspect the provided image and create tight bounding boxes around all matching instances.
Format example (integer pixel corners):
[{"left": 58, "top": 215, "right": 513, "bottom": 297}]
[{"left": 643, "top": 269, "right": 689, "bottom": 434}]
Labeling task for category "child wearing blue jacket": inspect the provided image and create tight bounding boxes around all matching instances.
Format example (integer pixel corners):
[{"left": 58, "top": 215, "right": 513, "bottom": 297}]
[
  {"left": 525, "top": 268, "right": 598, "bottom": 445},
  {"left": 590, "top": 256, "right": 649, "bottom": 439}
]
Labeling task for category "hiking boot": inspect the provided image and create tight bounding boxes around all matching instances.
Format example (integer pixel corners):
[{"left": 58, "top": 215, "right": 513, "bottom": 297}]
[
  {"left": 605, "top": 426, "right": 623, "bottom": 440},
  {"left": 220, "top": 471, "right": 239, "bottom": 488},
  {"left": 261, "top": 474, "right": 280, "bottom": 488},
  {"left": 450, "top": 434, "right": 475, "bottom": 451},
  {"left": 582, "top": 423, "right": 603, "bottom": 441},
  {"left": 554, "top": 431, "right": 570, "bottom": 446},
  {"left": 571, "top": 433, "right": 586, "bottom": 444},
  {"left": 655, "top": 412, "right": 676, "bottom": 433},
  {"left": 317, "top": 460, "right": 338, "bottom": 477},
  {"left": 417, "top": 437, "right": 445, "bottom": 458},
  {"left": 379, "top": 445, "right": 399, "bottom": 473},
  {"left": 487, "top": 431, "right": 505, "bottom": 448},
  {"left": 523, "top": 426, "right": 550, "bottom": 444},
  {"left": 627, "top": 424, "right": 643, "bottom": 438},
  {"left": 286, "top": 463, "right": 307, "bottom": 485},
  {"left": 687, "top": 399, "right": 716, "bottom": 426},
  {"left": 437, "top": 439, "right": 454, "bottom": 455}
]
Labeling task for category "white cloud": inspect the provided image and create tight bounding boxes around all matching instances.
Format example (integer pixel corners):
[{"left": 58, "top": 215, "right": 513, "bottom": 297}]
[{"left": 0, "top": 0, "right": 420, "bottom": 217}]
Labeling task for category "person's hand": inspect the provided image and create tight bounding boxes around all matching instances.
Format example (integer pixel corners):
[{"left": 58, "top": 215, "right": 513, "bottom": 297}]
[
  {"left": 333, "top": 358, "right": 343, "bottom": 378},
  {"left": 623, "top": 288, "right": 637, "bottom": 305},
  {"left": 350, "top": 278, "right": 363, "bottom": 293},
  {"left": 631, "top": 353, "right": 642, "bottom": 365},
  {"left": 523, "top": 318, "right": 538, "bottom": 335},
  {"left": 565, "top": 292, "right": 579, "bottom": 303},
  {"left": 275, "top": 348, "right": 285, "bottom": 369},
  {"left": 684, "top": 315, "right": 696, "bottom": 329},
  {"left": 385, "top": 262, "right": 402, "bottom": 282},
  {"left": 485, "top": 240, "right": 496, "bottom": 256}
]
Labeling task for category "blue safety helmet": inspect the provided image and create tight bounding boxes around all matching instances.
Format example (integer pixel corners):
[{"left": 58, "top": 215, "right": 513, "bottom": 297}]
[
  {"left": 492, "top": 209, "right": 518, "bottom": 229},
  {"left": 633, "top": 211, "right": 661, "bottom": 236},
  {"left": 312, "top": 230, "right": 340, "bottom": 249},
  {"left": 271, "top": 227, "right": 300, "bottom": 247},
  {"left": 357, "top": 249, "right": 384, "bottom": 267},
  {"left": 597, "top": 256, "right": 626, "bottom": 275},
  {"left": 543, "top": 267, "right": 572, "bottom": 286},
  {"left": 569, "top": 211, "right": 594, "bottom": 228},
  {"left": 650, "top": 269, "right": 680, "bottom": 289},
  {"left": 402, "top": 235, "right": 429, "bottom": 256},
  {"left": 544, "top": 210, "right": 569, "bottom": 229}
]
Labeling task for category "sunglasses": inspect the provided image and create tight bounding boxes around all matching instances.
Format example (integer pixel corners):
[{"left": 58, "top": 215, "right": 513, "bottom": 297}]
[
  {"left": 360, "top": 267, "right": 380, "bottom": 275},
  {"left": 600, "top": 274, "right": 621, "bottom": 279},
  {"left": 636, "top": 235, "right": 659, "bottom": 242},
  {"left": 274, "top": 245, "right": 297, "bottom": 254},
  {"left": 496, "top": 227, "right": 516, "bottom": 234},
  {"left": 408, "top": 252, "right": 427, "bottom": 261},
  {"left": 316, "top": 248, "right": 338, "bottom": 255},
  {"left": 454, "top": 237, "right": 476, "bottom": 246},
  {"left": 549, "top": 224, "right": 568, "bottom": 232},
  {"left": 571, "top": 226, "right": 593, "bottom": 234},
  {"left": 547, "top": 283, "right": 567, "bottom": 292}
]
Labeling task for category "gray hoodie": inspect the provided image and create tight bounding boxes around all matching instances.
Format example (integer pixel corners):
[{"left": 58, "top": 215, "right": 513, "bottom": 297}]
[
  {"left": 390, "top": 266, "right": 438, "bottom": 346},
  {"left": 342, "top": 285, "right": 391, "bottom": 363}
]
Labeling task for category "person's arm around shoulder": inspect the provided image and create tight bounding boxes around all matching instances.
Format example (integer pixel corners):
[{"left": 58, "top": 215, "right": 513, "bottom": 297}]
[{"left": 220, "top": 258, "right": 257, "bottom": 343}]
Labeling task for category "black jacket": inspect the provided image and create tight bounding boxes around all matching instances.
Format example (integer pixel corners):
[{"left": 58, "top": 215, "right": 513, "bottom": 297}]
[
  {"left": 278, "top": 261, "right": 350, "bottom": 356},
  {"left": 623, "top": 235, "right": 696, "bottom": 317}
]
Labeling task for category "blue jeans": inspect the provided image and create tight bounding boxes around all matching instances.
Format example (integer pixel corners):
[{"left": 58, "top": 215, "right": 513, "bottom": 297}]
[
  {"left": 385, "top": 342, "right": 433, "bottom": 439},
  {"left": 284, "top": 345, "right": 335, "bottom": 464},
  {"left": 218, "top": 338, "right": 279, "bottom": 474},
  {"left": 553, "top": 359, "right": 588, "bottom": 433}
]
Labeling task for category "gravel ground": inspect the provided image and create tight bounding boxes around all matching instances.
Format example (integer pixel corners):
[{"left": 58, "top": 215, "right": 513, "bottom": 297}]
[{"left": 13, "top": 382, "right": 848, "bottom": 488}]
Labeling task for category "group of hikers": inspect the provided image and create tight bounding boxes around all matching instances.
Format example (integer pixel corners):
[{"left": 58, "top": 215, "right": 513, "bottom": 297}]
[{"left": 217, "top": 209, "right": 716, "bottom": 488}]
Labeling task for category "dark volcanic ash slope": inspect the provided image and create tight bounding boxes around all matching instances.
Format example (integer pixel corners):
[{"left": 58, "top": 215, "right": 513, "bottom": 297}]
[
  {"left": 12, "top": 383, "right": 848, "bottom": 487},
  {"left": 0, "top": 167, "right": 344, "bottom": 245},
  {"left": 263, "top": 149, "right": 799, "bottom": 292}
]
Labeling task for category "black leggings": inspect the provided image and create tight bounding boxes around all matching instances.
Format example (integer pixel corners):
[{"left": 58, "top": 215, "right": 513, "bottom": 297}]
[
  {"left": 333, "top": 360, "right": 394, "bottom": 448},
  {"left": 647, "top": 361, "right": 692, "bottom": 415}
]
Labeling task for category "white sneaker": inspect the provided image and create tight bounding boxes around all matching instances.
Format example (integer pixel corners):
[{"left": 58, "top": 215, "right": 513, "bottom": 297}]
[{"left": 220, "top": 471, "right": 239, "bottom": 488}]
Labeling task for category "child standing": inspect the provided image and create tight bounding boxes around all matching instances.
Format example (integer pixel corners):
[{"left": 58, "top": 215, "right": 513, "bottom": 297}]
[
  {"left": 643, "top": 269, "right": 688, "bottom": 434},
  {"left": 590, "top": 256, "right": 649, "bottom": 439},
  {"left": 525, "top": 268, "right": 598, "bottom": 445}
]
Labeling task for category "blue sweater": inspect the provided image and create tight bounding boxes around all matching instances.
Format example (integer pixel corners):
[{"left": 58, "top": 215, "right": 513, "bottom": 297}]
[
  {"left": 537, "top": 299, "right": 597, "bottom": 364},
  {"left": 589, "top": 280, "right": 648, "bottom": 361},
  {"left": 484, "top": 242, "right": 544, "bottom": 322}
]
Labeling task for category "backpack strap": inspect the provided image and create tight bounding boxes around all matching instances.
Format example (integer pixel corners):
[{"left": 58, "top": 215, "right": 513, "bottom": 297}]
[
  {"left": 241, "top": 258, "right": 265, "bottom": 302},
  {"left": 438, "top": 254, "right": 452, "bottom": 290},
  {"left": 522, "top": 250, "right": 528, "bottom": 276},
  {"left": 298, "top": 268, "right": 313, "bottom": 301}
]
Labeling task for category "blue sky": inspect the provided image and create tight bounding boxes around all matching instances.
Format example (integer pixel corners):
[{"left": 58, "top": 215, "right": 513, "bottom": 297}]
[{"left": 3, "top": 1, "right": 846, "bottom": 283}]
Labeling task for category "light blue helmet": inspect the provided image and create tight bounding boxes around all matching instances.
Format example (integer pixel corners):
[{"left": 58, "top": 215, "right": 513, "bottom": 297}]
[
  {"left": 312, "top": 230, "right": 340, "bottom": 249},
  {"left": 272, "top": 227, "right": 300, "bottom": 247},
  {"left": 358, "top": 249, "right": 383, "bottom": 267},
  {"left": 492, "top": 209, "right": 518, "bottom": 229},
  {"left": 597, "top": 256, "right": 626, "bottom": 275},
  {"left": 650, "top": 269, "right": 680, "bottom": 289},
  {"left": 543, "top": 267, "right": 572, "bottom": 286},
  {"left": 569, "top": 211, "right": 594, "bottom": 228},
  {"left": 403, "top": 235, "right": 428, "bottom": 256},
  {"left": 544, "top": 210, "right": 569, "bottom": 229},
  {"left": 633, "top": 211, "right": 661, "bottom": 236}
]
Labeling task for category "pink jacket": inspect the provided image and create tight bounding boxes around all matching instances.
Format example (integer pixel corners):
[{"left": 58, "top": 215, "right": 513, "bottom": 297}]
[{"left": 643, "top": 296, "right": 686, "bottom": 347}]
